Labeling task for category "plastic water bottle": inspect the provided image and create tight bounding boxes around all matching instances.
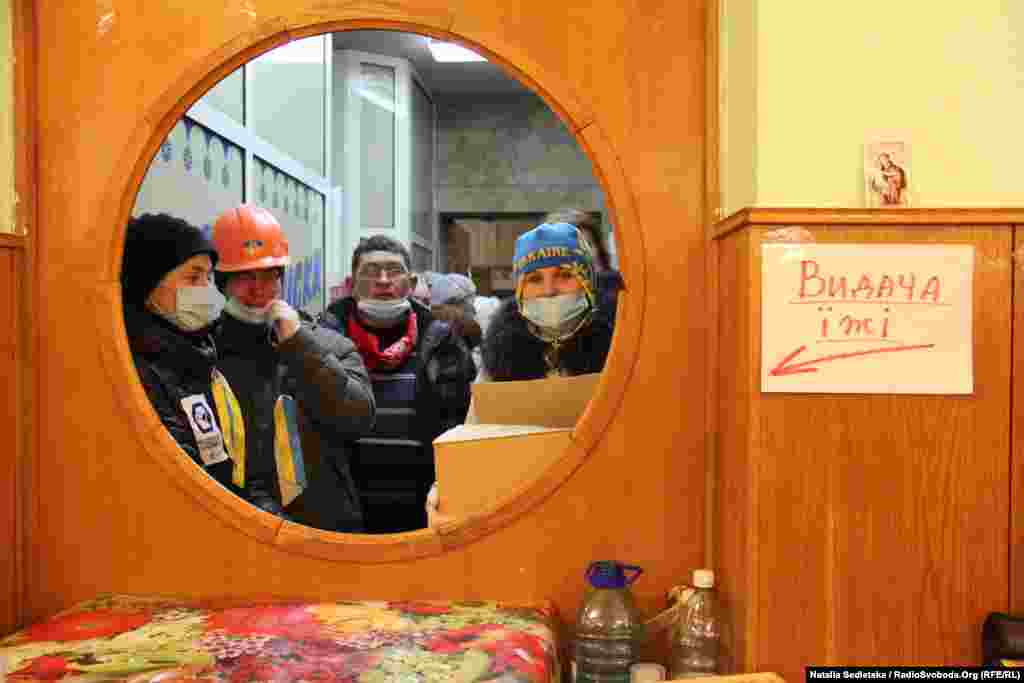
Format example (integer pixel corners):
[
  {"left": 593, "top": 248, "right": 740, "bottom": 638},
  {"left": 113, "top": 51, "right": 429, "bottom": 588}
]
[
  {"left": 670, "top": 569, "right": 722, "bottom": 678},
  {"left": 574, "top": 560, "right": 645, "bottom": 683}
]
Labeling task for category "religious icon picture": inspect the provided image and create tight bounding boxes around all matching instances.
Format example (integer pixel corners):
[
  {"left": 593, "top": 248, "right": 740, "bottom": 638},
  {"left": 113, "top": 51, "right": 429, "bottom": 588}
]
[{"left": 865, "top": 140, "right": 910, "bottom": 208}]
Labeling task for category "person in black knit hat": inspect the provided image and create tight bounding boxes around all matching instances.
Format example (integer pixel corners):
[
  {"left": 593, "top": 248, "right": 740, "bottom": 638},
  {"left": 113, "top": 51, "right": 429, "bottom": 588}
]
[{"left": 121, "top": 213, "right": 240, "bottom": 494}]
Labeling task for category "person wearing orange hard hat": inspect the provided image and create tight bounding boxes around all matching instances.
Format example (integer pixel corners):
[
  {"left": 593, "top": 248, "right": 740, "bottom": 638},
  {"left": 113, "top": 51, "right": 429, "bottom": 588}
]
[{"left": 211, "top": 204, "right": 375, "bottom": 532}]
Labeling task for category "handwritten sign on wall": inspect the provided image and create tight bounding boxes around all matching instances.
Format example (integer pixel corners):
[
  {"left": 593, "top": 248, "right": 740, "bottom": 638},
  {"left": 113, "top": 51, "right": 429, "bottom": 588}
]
[{"left": 761, "top": 243, "right": 974, "bottom": 394}]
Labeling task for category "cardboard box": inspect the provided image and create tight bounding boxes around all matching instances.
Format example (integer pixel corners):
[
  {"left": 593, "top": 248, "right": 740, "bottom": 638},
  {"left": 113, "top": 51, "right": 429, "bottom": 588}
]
[{"left": 433, "top": 373, "right": 601, "bottom": 518}]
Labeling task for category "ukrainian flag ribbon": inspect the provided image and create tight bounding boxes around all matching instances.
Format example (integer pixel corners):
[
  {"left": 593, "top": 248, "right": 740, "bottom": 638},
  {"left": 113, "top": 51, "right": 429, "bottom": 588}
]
[
  {"left": 274, "top": 395, "right": 307, "bottom": 506},
  {"left": 210, "top": 369, "right": 246, "bottom": 488}
]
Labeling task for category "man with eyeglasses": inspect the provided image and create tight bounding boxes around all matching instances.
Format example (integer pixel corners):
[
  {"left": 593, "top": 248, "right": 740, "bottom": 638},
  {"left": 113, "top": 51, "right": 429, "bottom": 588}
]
[
  {"left": 211, "top": 204, "right": 375, "bottom": 532},
  {"left": 320, "top": 235, "right": 476, "bottom": 533}
]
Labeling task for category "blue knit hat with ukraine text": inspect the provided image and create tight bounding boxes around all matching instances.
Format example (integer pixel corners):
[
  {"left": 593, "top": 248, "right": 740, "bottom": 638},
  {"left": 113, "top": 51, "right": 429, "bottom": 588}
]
[{"left": 513, "top": 222, "right": 597, "bottom": 311}]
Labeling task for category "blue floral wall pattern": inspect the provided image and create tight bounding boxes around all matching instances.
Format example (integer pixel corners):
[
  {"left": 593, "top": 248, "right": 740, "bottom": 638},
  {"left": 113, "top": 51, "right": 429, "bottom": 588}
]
[
  {"left": 132, "top": 119, "right": 325, "bottom": 315},
  {"left": 254, "top": 155, "right": 326, "bottom": 313},
  {"left": 131, "top": 117, "right": 244, "bottom": 233}
]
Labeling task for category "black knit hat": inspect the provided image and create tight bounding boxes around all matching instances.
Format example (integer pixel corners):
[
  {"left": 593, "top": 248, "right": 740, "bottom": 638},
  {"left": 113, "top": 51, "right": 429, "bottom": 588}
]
[{"left": 121, "top": 213, "right": 219, "bottom": 306}]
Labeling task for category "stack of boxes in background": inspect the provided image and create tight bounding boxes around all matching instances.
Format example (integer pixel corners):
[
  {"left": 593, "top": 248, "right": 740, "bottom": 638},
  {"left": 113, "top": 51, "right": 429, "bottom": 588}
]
[{"left": 444, "top": 217, "right": 536, "bottom": 296}]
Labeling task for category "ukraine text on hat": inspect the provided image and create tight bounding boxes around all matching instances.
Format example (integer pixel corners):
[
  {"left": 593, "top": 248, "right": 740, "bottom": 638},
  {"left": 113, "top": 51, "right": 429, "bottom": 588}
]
[{"left": 515, "top": 246, "right": 583, "bottom": 272}]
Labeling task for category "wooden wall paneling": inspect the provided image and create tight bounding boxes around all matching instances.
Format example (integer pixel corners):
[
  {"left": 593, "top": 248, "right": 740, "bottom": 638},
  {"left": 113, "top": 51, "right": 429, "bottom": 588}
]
[
  {"left": 819, "top": 226, "right": 1010, "bottom": 666},
  {"left": 0, "top": 246, "right": 19, "bottom": 636},
  {"left": 3, "top": 0, "right": 36, "bottom": 637},
  {"left": 27, "top": 0, "right": 708, "bottom": 646},
  {"left": 716, "top": 217, "right": 1012, "bottom": 680},
  {"left": 1013, "top": 224, "right": 1024, "bottom": 615},
  {"left": 705, "top": 0, "right": 721, "bottom": 573}
]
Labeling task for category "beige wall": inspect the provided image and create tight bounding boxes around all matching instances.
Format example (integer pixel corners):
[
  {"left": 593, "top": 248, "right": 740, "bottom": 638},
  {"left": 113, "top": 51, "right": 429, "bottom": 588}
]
[
  {"left": 717, "top": 0, "right": 756, "bottom": 217},
  {"left": 0, "top": 0, "right": 13, "bottom": 233},
  {"left": 720, "top": 1, "right": 1024, "bottom": 212}
]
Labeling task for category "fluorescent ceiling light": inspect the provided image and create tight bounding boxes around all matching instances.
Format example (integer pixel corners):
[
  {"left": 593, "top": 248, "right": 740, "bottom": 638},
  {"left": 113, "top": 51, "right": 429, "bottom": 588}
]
[
  {"left": 428, "top": 40, "right": 486, "bottom": 63},
  {"left": 259, "top": 35, "right": 325, "bottom": 64}
]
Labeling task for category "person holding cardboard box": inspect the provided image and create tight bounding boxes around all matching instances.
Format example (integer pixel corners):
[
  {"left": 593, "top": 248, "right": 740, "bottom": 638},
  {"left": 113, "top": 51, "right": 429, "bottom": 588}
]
[
  {"left": 480, "top": 221, "right": 615, "bottom": 381},
  {"left": 425, "top": 222, "right": 615, "bottom": 527},
  {"left": 320, "top": 236, "right": 476, "bottom": 532}
]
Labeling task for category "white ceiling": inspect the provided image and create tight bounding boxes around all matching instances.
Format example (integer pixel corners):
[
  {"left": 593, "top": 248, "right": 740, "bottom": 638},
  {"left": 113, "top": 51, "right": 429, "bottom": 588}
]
[{"left": 332, "top": 30, "right": 530, "bottom": 97}]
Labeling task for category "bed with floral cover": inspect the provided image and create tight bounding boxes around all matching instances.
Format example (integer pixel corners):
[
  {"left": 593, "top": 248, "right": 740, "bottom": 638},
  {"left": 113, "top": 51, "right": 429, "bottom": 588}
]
[{"left": 0, "top": 594, "right": 561, "bottom": 682}]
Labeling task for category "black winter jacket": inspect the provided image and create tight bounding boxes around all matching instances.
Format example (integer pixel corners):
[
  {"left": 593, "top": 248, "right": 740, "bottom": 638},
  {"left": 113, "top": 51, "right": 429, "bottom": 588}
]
[
  {"left": 214, "top": 313, "right": 376, "bottom": 532},
  {"left": 124, "top": 304, "right": 238, "bottom": 492}
]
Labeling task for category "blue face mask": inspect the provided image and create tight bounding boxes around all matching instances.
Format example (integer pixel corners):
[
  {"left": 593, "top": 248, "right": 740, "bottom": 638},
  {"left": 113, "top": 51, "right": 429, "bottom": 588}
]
[{"left": 520, "top": 292, "right": 590, "bottom": 341}]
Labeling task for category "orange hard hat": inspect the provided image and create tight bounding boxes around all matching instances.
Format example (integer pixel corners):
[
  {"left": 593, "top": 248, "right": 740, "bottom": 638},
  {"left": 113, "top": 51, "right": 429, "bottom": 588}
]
[{"left": 212, "top": 204, "right": 289, "bottom": 272}]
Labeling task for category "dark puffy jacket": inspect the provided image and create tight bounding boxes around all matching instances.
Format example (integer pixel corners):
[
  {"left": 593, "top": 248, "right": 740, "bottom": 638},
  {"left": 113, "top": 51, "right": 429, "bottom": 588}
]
[
  {"left": 482, "top": 284, "right": 617, "bottom": 381},
  {"left": 322, "top": 297, "right": 476, "bottom": 445},
  {"left": 214, "top": 313, "right": 375, "bottom": 532},
  {"left": 596, "top": 269, "right": 625, "bottom": 318},
  {"left": 124, "top": 304, "right": 238, "bottom": 493}
]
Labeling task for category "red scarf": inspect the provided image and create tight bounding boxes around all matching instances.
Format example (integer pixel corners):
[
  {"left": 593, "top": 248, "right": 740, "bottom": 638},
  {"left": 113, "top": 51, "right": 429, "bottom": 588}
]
[{"left": 347, "top": 311, "right": 418, "bottom": 371}]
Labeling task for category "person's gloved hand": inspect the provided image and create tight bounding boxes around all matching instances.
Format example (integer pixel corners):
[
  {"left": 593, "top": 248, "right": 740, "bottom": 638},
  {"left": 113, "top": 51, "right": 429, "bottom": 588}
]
[
  {"left": 267, "top": 300, "right": 301, "bottom": 342},
  {"left": 248, "top": 491, "right": 294, "bottom": 522},
  {"left": 425, "top": 482, "right": 456, "bottom": 529}
]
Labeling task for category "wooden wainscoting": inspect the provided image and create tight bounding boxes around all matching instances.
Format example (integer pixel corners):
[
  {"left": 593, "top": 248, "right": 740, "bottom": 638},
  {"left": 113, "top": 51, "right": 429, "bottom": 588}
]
[
  {"left": 1, "top": 0, "right": 36, "bottom": 636},
  {"left": 713, "top": 208, "right": 1024, "bottom": 680},
  {"left": 0, "top": 237, "right": 29, "bottom": 636}
]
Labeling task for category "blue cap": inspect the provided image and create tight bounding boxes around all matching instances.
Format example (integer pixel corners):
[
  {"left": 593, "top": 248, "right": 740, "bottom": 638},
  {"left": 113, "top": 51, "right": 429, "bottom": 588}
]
[
  {"left": 585, "top": 561, "right": 643, "bottom": 589},
  {"left": 513, "top": 222, "right": 593, "bottom": 277},
  {"left": 513, "top": 223, "right": 598, "bottom": 315}
]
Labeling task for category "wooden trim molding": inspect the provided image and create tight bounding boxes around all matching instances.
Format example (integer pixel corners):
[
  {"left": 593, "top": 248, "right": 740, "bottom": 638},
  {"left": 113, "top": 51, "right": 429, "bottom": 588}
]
[
  {"left": 90, "top": 11, "right": 645, "bottom": 563},
  {"left": 9, "top": 0, "right": 36, "bottom": 634},
  {"left": 713, "top": 207, "right": 1024, "bottom": 240},
  {"left": 704, "top": 0, "right": 721, "bottom": 568},
  {"left": 0, "top": 233, "right": 27, "bottom": 249}
]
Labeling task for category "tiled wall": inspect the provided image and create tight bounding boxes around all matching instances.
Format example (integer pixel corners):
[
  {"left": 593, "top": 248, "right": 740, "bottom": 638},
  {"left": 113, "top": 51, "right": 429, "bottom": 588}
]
[
  {"left": 132, "top": 118, "right": 327, "bottom": 315},
  {"left": 435, "top": 93, "right": 603, "bottom": 215}
]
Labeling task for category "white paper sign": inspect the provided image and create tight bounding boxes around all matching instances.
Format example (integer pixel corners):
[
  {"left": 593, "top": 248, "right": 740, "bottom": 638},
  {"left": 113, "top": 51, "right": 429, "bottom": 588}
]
[{"left": 761, "top": 243, "right": 974, "bottom": 394}]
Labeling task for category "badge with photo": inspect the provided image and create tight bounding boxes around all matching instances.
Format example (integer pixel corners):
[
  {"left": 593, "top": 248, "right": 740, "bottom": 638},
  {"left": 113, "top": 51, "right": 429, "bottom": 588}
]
[{"left": 865, "top": 140, "right": 911, "bottom": 208}]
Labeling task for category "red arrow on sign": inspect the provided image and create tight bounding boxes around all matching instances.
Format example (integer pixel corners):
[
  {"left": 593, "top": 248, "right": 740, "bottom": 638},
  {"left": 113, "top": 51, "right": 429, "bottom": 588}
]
[{"left": 769, "top": 343, "right": 937, "bottom": 377}]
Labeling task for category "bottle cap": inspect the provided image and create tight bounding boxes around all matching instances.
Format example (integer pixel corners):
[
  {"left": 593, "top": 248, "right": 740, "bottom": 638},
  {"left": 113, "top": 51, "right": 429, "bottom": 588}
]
[
  {"left": 630, "top": 662, "right": 666, "bottom": 683},
  {"left": 693, "top": 569, "right": 714, "bottom": 588},
  {"left": 586, "top": 561, "right": 643, "bottom": 588}
]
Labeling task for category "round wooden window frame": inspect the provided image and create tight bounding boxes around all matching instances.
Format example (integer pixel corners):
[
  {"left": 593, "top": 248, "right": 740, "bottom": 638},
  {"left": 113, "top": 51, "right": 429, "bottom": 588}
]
[{"left": 95, "top": 9, "right": 646, "bottom": 563}]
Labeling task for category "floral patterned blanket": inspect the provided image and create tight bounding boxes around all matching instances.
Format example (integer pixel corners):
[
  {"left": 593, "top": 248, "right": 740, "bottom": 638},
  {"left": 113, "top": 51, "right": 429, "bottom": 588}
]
[{"left": 0, "top": 594, "right": 561, "bottom": 682}]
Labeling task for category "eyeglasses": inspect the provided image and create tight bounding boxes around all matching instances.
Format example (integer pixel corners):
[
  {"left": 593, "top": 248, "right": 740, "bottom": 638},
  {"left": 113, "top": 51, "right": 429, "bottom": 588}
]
[{"left": 356, "top": 263, "right": 408, "bottom": 281}]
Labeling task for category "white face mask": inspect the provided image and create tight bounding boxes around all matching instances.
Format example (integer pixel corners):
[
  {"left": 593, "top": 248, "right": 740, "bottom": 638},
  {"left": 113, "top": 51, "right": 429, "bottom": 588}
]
[
  {"left": 153, "top": 284, "right": 226, "bottom": 332},
  {"left": 225, "top": 297, "right": 273, "bottom": 325},
  {"left": 357, "top": 298, "right": 411, "bottom": 326},
  {"left": 520, "top": 292, "right": 590, "bottom": 340}
]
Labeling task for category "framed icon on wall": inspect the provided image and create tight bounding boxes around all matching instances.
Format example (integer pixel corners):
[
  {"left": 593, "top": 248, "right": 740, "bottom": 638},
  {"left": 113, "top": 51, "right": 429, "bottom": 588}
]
[{"left": 864, "top": 139, "right": 911, "bottom": 208}]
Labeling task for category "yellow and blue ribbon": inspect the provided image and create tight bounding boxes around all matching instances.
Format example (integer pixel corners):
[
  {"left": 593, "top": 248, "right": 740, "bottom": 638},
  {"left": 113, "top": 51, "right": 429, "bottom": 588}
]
[
  {"left": 210, "top": 369, "right": 246, "bottom": 488},
  {"left": 274, "top": 395, "right": 307, "bottom": 507}
]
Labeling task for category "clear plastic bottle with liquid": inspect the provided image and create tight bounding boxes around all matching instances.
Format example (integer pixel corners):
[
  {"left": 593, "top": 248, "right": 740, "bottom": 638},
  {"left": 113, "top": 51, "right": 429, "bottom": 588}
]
[
  {"left": 670, "top": 569, "right": 721, "bottom": 678},
  {"left": 574, "top": 560, "right": 645, "bottom": 683}
]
